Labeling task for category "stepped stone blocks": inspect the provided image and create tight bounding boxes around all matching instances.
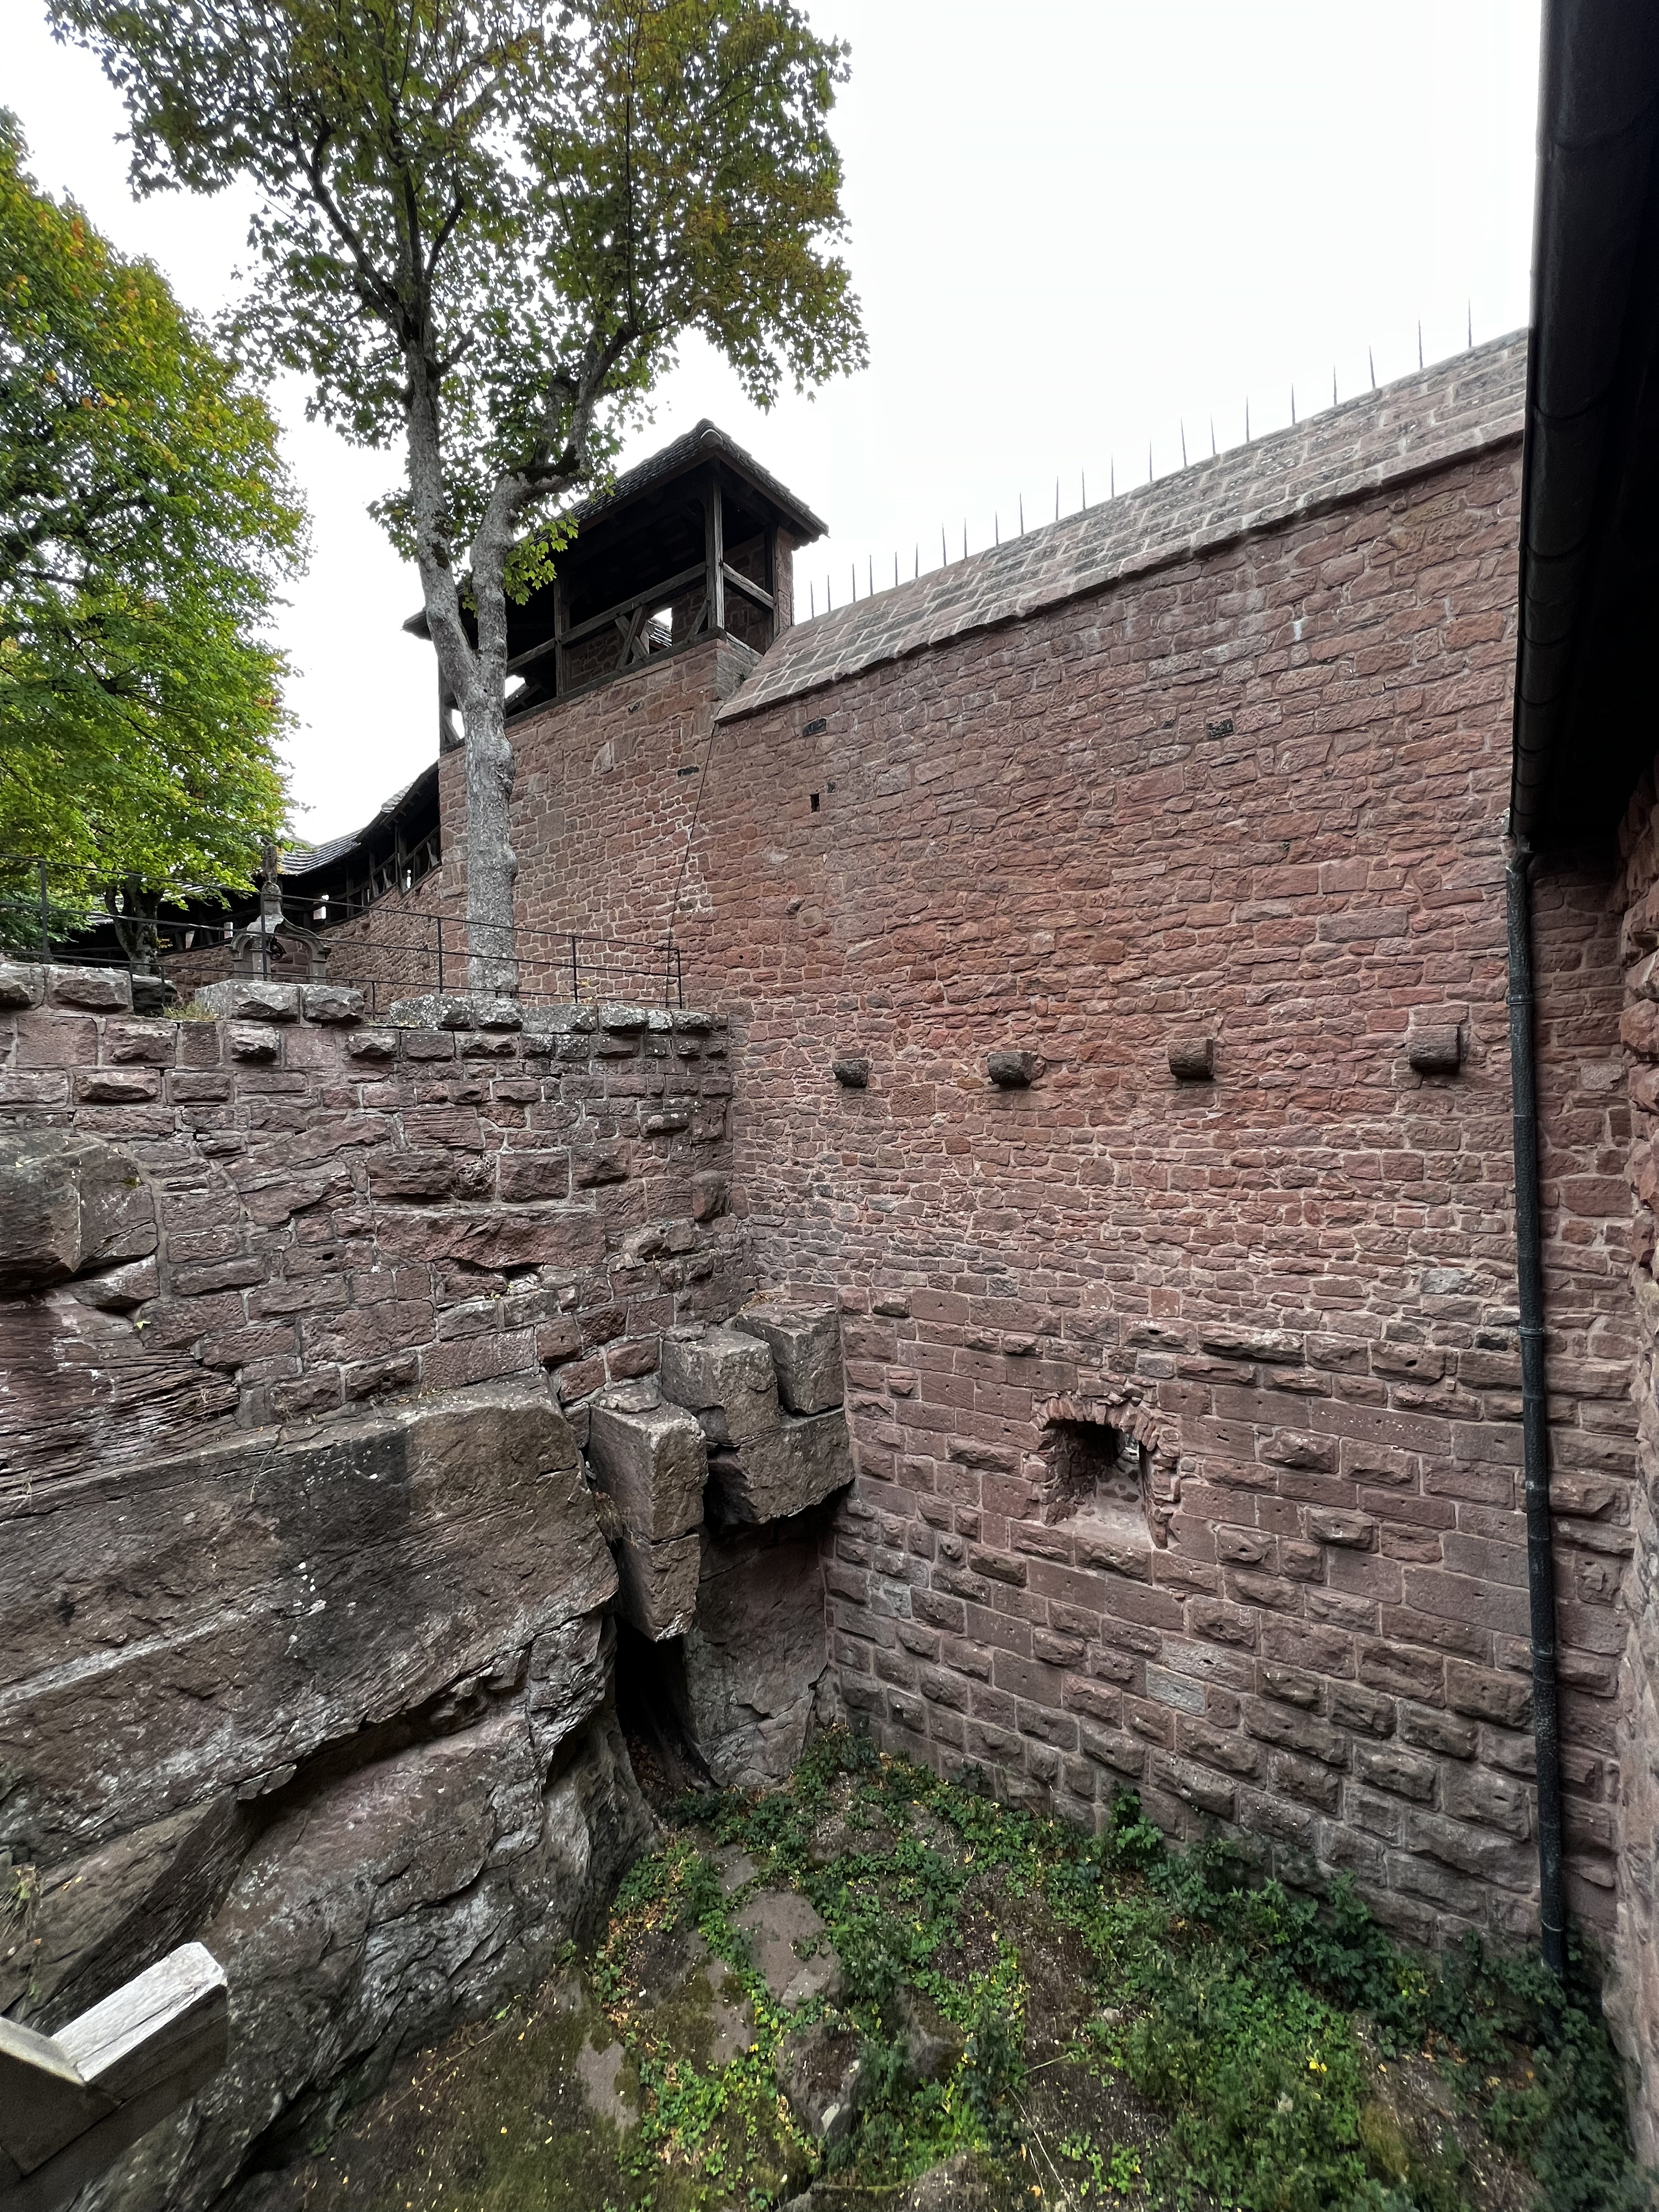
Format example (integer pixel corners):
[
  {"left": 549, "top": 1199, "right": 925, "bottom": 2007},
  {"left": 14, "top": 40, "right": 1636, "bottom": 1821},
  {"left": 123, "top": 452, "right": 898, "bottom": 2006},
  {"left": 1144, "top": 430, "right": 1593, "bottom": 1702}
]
[
  {"left": 733, "top": 1302, "right": 846, "bottom": 1415},
  {"left": 706, "top": 1412, "right": 854, "bottom": 1528},
  {"left": 660, "top": 1312, "right": 852, "bottom": 1526},
  {"left": 587, "top": 1380, "right": 709, "bottom": 1642},
  {"left": 638, "top": 1307, "right": 852, "bottom": 1777},
  {"left": 661, "top": 1321, "right": 781, "bottom": 1439}
]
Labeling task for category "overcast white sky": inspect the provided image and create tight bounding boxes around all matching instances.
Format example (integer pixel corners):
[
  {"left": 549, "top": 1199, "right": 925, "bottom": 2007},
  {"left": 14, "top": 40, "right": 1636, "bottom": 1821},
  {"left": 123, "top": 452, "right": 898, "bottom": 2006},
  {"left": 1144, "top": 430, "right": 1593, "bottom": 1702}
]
[{"left": 9, "top": 2, "right": 1542, "bottom": 846}]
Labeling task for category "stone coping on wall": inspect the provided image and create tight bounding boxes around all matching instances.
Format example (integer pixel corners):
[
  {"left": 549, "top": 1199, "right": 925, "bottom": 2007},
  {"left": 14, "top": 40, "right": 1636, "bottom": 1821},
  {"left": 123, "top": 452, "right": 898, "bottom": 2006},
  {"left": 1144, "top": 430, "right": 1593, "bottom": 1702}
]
[
  {"left": 718, "top": 332, "right": 1526, "bottom": 723},
  {"left": 0, "top": 965, "right": 719, "bottom": 1040}
]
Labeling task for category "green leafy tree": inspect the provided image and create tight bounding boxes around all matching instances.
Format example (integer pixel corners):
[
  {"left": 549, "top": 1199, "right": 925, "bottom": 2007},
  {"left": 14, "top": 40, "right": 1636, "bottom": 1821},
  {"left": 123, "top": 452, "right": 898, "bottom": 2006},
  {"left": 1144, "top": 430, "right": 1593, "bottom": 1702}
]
[
  {"left": 53, "top": 0, "right": 866, "bottom": 994},
  {"left": 0, "top": 111, "right": 303, "bottom": 944}
]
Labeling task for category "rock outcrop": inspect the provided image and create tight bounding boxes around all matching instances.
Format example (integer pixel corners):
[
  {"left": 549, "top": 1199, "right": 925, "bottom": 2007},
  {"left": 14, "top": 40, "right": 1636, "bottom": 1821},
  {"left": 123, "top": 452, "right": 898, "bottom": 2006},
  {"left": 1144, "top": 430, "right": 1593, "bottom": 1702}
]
[{"left": 1, "top": 1386, "right": 650, "bottom": 2212}]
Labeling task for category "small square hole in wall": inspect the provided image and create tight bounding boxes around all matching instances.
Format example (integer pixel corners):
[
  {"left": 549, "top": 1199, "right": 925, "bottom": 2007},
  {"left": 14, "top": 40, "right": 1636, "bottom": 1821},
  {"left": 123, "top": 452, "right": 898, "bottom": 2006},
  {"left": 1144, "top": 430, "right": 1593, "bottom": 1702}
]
[
  {"left": 1043, "top": 1418, "right": 1153, "bottom": 1547},
  {"left": 810, "top": 792, "right": 821, "bottom": 812}
]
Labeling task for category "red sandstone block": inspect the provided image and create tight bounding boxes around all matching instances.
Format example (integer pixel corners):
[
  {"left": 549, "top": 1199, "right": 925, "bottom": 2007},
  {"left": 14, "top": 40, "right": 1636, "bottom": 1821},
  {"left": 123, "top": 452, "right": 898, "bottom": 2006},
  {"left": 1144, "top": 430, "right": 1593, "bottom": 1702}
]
[{"left": 15, "top": 1014, "right": 98, "bottom": 1067}]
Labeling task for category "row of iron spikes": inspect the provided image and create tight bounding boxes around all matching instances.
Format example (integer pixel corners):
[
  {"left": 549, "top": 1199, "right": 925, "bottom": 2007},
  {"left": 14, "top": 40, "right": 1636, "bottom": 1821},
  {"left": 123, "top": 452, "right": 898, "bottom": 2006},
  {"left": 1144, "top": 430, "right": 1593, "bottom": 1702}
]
[{"left": 805, "top": 304, "right": 1479, "bottom": 619}]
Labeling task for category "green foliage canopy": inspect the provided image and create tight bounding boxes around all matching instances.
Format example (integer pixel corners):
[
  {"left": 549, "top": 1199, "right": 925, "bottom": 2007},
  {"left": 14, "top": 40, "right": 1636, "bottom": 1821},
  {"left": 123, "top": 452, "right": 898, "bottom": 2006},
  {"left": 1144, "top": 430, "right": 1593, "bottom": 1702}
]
[
  {"left": 0, "top": 113, "right": 304, "bottom": 897},
  {"left": 51, "top": 0, "right": 867, "bottom": 990}
]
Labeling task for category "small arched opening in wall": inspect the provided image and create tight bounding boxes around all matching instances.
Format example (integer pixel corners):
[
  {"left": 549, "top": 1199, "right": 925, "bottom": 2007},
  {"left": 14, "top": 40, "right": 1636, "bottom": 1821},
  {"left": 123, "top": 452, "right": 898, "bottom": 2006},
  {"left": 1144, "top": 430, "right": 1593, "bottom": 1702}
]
[{"left": 1035, "top": 1393, "right": 1181, "bottom": 1551}]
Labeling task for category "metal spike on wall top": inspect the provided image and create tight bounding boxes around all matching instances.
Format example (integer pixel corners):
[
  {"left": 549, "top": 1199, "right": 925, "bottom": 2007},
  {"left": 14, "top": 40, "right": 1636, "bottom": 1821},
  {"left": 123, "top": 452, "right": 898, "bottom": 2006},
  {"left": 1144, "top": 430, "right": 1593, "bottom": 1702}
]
[
  {"left": 1370, "top": 346, "right": 1376, "bottom": 390},
  {"left": 1291, "top": 385, "right": 1297, "bottom": 426},
  {"left": 1332, "top": 366, "right": 1338, "bottom": 407},
  {"left": 1467, "top": 299, "right": 1473, "bottom": 348},
  {"left": 1210, "top": 416, "right": 1217, "bottom": 457},
  {"left": 1054, "top": 477, "right": 1060, "bottom": 522},
  {"left": 1180, "top": 421, "right": 1187, "bottom": 467},
  {"left": 1418, "top": 320, "right": 1424, "bottom": 369}
]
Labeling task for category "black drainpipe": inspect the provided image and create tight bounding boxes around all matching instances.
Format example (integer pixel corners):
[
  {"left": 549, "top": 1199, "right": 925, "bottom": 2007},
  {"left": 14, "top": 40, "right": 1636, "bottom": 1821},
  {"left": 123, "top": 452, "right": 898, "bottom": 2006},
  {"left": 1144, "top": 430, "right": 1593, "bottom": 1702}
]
[{"left": 1505, "top": 834, "right": 1567, "bottom": 1977}]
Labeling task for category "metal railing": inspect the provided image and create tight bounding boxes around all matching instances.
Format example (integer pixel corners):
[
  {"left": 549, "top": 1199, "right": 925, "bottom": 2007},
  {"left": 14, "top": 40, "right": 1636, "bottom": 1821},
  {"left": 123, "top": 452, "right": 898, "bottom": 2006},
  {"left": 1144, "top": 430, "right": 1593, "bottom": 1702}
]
[{"left": 0, "top": 859, "right": 687, "bottom": 1013}]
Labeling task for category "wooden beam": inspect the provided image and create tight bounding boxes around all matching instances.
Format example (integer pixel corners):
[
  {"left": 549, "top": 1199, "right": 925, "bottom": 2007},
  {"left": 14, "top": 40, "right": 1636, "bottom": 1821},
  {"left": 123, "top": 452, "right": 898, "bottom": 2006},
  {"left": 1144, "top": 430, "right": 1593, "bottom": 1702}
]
[
  {"left": 705, "top": 471, "right": 726, "bottom": 635},
  {"left": 0, "top": 1944, "right": 228, "bottom": 2212},
  {"left": 721, "top": 563, "right": 775, "bottom": 613},
  {"left": 548, "top": 560, "right": 707, "bottom": 653}
]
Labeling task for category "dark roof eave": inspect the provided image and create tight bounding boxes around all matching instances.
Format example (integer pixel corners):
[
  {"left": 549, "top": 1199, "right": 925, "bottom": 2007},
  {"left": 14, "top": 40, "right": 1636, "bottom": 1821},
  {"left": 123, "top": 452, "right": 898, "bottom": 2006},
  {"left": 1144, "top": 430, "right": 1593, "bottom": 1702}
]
[
  {"left": 282, "top": 758, "right": 441, "bottom": 879},
  {"left": 1510, "top": 0, "right": 1659, "bottom": 847}
]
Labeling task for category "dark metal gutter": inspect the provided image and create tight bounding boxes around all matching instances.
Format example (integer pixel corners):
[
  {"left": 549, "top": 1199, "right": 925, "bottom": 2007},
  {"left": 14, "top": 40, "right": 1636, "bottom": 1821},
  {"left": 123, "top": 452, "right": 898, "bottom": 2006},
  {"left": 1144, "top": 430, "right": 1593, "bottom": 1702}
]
[{"left": 1505, "top": 843, "right": 1567, "bottom": 1976}]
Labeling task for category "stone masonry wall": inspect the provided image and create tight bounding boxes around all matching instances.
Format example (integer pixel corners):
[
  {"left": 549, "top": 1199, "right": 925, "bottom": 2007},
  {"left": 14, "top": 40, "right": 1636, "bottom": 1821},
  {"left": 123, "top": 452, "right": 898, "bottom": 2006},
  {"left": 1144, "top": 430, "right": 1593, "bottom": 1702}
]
[
  {"left": 1605, "top": 773, "right": 1659, "bottom": 2155},
  {"left": 0, "top": 969, "right": 742, "bottom": 1491},
  {"left": 0, "top": 969, "right": 746, "bottom": 2209},
  {"left": 468, "top": 631, "right": 763, "bottom": 964},
  {"left": 511, "top": 423, "right": 1637, "bottom": 1952}
]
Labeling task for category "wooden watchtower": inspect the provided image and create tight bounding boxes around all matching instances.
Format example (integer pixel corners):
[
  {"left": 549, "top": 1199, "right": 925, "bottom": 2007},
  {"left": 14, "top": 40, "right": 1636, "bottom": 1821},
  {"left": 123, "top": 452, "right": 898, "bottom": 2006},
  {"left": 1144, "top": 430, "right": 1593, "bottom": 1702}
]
[{"left": 405, "top": 420, "right": 826, "bottom": 742}]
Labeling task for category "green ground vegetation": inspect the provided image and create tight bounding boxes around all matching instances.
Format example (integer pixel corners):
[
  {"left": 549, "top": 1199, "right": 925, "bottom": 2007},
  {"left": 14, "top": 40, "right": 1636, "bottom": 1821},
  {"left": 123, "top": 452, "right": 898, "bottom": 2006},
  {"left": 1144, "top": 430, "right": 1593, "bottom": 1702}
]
[{"left": 278, "top": 1732, "right": 1650, "bottom": 2212}]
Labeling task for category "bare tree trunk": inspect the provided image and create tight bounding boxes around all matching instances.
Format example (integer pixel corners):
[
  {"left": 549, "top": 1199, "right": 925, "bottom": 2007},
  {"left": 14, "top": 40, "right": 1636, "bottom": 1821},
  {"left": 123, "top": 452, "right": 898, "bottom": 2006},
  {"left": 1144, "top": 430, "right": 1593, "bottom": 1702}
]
[
  {"left": 458, "top": 656, "right": 519, "bottom": 998},
  {"left": 405, "top": 356, "right": 520, "bottom": 998}
]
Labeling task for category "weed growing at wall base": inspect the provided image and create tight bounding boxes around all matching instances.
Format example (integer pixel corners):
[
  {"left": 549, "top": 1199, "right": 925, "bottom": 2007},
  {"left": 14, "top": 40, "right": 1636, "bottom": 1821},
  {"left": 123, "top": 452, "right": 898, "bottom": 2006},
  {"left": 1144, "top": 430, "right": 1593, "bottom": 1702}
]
[
  {"left": 679, "top": 1731, "right": 1650, "bottom": 2212},
  {"left": 259, "top": 1729, "right": 1650, "bottom": 2212}
]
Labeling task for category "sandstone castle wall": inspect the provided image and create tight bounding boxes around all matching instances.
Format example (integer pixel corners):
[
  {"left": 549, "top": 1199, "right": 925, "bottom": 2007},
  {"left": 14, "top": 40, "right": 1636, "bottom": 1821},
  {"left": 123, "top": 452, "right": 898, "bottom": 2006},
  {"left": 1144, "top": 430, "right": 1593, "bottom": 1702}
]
[{"left": 485, "top": 349, "right": 1639, "bottom": 1955}]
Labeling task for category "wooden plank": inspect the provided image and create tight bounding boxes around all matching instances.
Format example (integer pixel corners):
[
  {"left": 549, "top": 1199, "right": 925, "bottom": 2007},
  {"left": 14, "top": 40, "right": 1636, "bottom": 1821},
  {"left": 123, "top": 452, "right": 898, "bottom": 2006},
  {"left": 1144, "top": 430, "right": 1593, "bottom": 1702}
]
[
  {"left": 0, "top": 1945, "right": 227, "bottom": 2210},
  {"left": 57, "top": 1942, "right": 227, "bottom": 2105},
  {"left": 555, "top": 560, "right": 707, "bottom": 650},
  {"left": 721, "top": 563, "right": 775, "bottom": 612},
  {"left": 705, "top": 473, "right": 726, "bottom": 635}
]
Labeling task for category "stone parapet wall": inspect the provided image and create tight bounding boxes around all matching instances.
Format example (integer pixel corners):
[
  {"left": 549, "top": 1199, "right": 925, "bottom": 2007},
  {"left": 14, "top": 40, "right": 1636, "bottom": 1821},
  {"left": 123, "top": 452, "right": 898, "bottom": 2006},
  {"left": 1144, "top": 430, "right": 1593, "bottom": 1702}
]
[{"left": 0, "top": 968, "right": 743, "bottom": 1493}]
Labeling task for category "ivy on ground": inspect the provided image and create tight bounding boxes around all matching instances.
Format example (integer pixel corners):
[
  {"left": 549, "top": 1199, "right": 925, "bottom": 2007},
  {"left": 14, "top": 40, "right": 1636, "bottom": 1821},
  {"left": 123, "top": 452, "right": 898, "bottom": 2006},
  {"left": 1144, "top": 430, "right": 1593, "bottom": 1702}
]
[{"left": 671, "top": 1730, "right": 1650, "bottom": 2212}]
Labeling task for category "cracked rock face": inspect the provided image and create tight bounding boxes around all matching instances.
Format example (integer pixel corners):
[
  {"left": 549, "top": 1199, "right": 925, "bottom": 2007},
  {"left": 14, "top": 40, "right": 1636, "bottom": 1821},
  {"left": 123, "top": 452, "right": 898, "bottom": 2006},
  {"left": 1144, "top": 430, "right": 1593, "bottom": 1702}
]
[
  {"left": 1, "top": 1384, "right": 649, "bottom": 2212},
  {"left": 680, "top": 1524, "right": 832, "bottom": 1787},
  {"left": 0, "top": 1386, "right": 618, "bottom": 1864}
]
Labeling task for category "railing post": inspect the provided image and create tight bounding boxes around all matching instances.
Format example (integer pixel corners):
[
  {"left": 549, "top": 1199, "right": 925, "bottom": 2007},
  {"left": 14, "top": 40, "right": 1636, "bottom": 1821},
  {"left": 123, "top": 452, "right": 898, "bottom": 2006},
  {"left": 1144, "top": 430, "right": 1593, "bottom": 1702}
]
[
  {"left": 436, "top": 914, "right": 444, "bottom": 994},
  {"left": 570, "top": 933, "right": 578, "bottom": 1002},
  {"left": 37, "top": 857, "right": 49, "bottom": 961}
]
